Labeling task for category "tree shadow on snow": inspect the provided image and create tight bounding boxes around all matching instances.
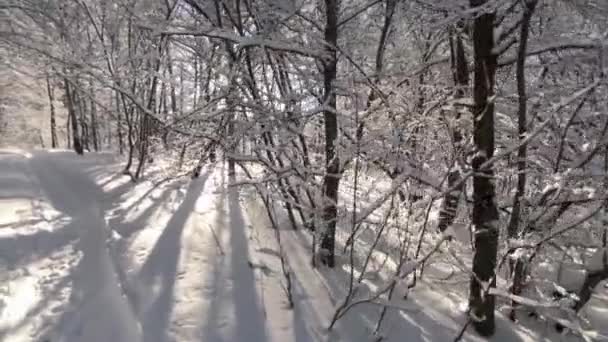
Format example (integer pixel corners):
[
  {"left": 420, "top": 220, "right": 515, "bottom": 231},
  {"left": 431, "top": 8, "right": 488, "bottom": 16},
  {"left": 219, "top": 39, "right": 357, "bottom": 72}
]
[
  {"left": 108, "top": 180, "right": 186, "bottom": 239},
  {"left": 226, "top": 185, "right": 269, "bottom": 342},
  {"left": 199, "top": 169, "right": 268, "bottom": 342},
  {"left": 0, "top": 272, "right": 74, "bottom": 341},
  {"left": 136, "top": 170, "right": 210, "bottom": 342},
  {"left": 198, "top": 170, "right": 229, "bottom": 342},
  {"left": 283, "top": 222, "right": 534, "bottom": 342},
  {"left": 0, "top": 216, "right": 76, "bottom": 269}
]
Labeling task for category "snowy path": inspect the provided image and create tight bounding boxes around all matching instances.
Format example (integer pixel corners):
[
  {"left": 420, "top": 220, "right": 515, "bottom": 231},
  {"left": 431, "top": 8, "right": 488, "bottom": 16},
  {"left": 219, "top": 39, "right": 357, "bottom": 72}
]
[
  {"left": 2, "top": 150, "right": 587, "bottom": 342},
  {"left": 118, "top": 166, "right": 274, "bottom": 342},
  {"left": 0, "top": 150, "right": 291, "bottom": 342},
  {"left": 27, "top": 151, "right": 142, "bottom": 342}
]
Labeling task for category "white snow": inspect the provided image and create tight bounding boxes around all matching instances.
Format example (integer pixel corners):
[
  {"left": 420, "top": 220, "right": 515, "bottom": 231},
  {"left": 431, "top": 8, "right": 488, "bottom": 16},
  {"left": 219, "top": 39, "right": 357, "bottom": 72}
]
[
  {"left": 0, "top": 149, "right": 602, "bottom": 342},
  {"left": 587, "top": 248, "right": 607, "bottom": 273}
]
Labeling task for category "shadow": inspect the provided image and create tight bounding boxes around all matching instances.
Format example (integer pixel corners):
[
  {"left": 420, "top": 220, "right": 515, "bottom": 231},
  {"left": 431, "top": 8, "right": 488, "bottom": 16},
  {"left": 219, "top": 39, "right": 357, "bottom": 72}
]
[
  {"left": 109, "top": 186, "right": 177, "bottom": 238},
  {"left": 0, "top": 153, "right": 38, "bottom": 199},
  {"left": 28, "top": 154, "right": 103, "bottom": 216},
  {"left": 0, "top": 217, "right": 44, "bottom": 229},
  {"left": 0, "top": 272, "right": 73, "bottom": 341},
  {"left": 136, "top": 170, "right": 210, "bottom": 342},
  {"left": 107, "top": 177, "right": 187, "bottom": 240},
  {"left": 283, "top": 227, "right": 534, "bottom": 342},
  {"left": 289, "top": 278, "right": 325, "bottom": 342},
  {"left": 124, "top": 177, "right": 185, "bottom": 214},
  {"left": 99, "top": 173, "right": 126, "bottom": 188},
  {"left": 226, "top": 187, "right": 268, "bottom": 342},
  {"left": 199, "top": 170, "right": 229, "bottom": 342},
  {"left": 0, "top": 216, "right": 77, "bottom": 269},
  {"left": 102, "top": 179, "right": 137, "bottom": 210}
]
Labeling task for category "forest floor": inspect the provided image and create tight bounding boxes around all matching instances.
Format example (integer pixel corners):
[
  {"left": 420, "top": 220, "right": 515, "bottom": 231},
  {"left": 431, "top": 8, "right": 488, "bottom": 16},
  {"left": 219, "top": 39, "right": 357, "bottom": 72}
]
[{"left": 0, "top": 149, "right": 604, "bottom": 341}]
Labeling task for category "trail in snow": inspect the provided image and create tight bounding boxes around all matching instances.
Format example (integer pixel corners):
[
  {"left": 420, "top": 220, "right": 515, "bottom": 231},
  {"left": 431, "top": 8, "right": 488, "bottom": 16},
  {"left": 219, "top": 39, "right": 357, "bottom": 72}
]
[
  {"left": 121, "top": 165, "right": 271, "bottom": 342},
  {"left": 2, "top": 150, "right": 590, "bottom": 342},
  {"left": 27, "top": 151, "right": 141, "bottom": 342}
]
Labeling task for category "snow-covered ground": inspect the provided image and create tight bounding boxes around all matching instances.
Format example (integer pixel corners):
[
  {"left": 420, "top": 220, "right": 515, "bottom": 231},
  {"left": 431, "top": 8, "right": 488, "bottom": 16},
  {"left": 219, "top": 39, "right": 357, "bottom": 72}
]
[{"left": 0, "top": 149, "right": 605, "bottom": 341}]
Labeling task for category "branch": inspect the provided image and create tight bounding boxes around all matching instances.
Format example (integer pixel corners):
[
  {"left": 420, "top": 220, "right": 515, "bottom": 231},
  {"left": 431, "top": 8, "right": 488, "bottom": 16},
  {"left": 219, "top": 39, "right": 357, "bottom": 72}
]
[{"left": 498, "top": 41, "right": 603, "bottom": 67}]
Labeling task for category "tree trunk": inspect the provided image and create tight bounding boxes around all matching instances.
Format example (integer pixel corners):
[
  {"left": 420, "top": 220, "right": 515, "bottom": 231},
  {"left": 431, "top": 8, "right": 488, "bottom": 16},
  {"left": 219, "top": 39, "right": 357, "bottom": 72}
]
[
  {"left": 121, "top": 92, "right": 135, "bottom": 175},
  {"left": 468, "top": 0, "right": 499, "bottom": 336},
  {"left": 227, "top": 102, "right": 236, "bottom": 178},
  {"left": 438, "top": 29, "right": 468, "bottom": 233},
  {"left": 319, "top": 0, "right": 340, "bottom": 268},
  {"left": 75, "top": 90, "right": 89, "bottom": 152},
  {"left": 63, "top": 78, "right": 83, "bottom": 155},
  {"left": 507, "top": 0, "right": 538, "bottom": 321},
  {"left": 66, "top": 112, "right": 71, "bottom": 148},
  {"left": 46, "top": 74, "right": 58, "bottom": 148},
  {"left": 115, "top": 91, "right": 124, "bottom": 155},
  {"left": 89, "top": 80, "right": 99, "bottom": 152}
]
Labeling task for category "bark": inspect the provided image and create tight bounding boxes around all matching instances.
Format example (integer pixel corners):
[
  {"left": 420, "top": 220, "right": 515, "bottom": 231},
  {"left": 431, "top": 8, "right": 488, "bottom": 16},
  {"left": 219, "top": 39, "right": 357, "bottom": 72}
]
[
  {"left": 63, "top": 78, "right": 83, "bottom": 155},
  {"left": 507, "top": 0, "right": 538, "bottom": 321},
  {"left": 89, "top": 80, "right": 99, "bottom": 151},
  {"left": 365, "top": 0, "right": 395, "bottom": 108},
  {"left": 122, "top": 94, "right": 135, "bottom": 174},
  {"left": 66, "top": 113, "right": 71, "bottom": 148},
  {"left": 115, "top": 91, "right": 124, "bottom": 155},
  {"left": 134, "top": 2, "right": 174, "bottom": 180},
  {"left": 122, "top": 13, "right": 138, "bottom": 176},
  {"left": 437, "top": 29, "right": 468, "bottom": 233},
  {"left": 75, "top": 90, "right": 89, "bottom": 152},
  {"left": 211, "top": 0, "right": 237, "bottom": 178},
  {"left": 320, "top": 0, "right": 340, "bottom": 268},
  {"left": 46, "top": 74, "right": 58, "bottom": 148},
  {"left": 468, "top": 0, "right": 499, "bottom": 336},
  {"left": 227, "top": 103, "right": 236, "bottom": 178}
]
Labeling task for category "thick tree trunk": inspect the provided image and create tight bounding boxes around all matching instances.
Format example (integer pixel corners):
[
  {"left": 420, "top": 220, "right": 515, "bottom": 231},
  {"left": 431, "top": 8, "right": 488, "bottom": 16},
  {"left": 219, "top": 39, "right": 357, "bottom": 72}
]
[
  {"left": 319, "top": 0, "right": 340, "bottom": 268},
  {"left": 63, "top": 78, "right": 83, "bottom": 155},
  {"left": 468, "top": 0, "right": 499, "bottom": 336},
  {"left": 46, "top": 74, "right": 58, "bottom": 148}
]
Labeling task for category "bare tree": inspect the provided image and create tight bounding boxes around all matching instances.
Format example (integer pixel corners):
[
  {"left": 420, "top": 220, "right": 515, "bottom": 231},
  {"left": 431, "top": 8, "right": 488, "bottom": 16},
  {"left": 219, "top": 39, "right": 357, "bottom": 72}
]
[{"left": 468, "top": 0, "right": 500, "bottom": 336}]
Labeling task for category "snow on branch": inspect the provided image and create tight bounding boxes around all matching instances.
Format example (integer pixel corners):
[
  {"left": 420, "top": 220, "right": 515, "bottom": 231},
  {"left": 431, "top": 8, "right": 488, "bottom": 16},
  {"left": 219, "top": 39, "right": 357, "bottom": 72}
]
[
  {"left": 138, "top": 24, "right": 325, "bottom": 60},
  {"left": 498, "top": 40, "right": 606, "bottom": 66}
]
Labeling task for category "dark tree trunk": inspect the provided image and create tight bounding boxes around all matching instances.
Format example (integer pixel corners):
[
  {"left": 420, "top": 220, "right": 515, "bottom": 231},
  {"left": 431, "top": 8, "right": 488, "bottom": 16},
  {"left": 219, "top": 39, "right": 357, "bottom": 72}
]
[
  {"left": 438, "top": 29, "right": 468, "bottom": 233},
  {"left": 227, "top": 102, "right": 236, "bottom": 178},
  {"left": 89, "top": 80, "right": 99, "bottom": 152},
  {"left": 468, "top": 0, "right": 499, "bottom": 336},
  {"left": 123, "top": 12, "right": 139, "bottom": 177},
  {"left": 66, "top": 112, "right": 71, "bottom": 148},
  {"left": 115, "top": 91, "right": 124, "bottom": 155},
  {"left": 75, "top": 91, "right": 89, "bottom": 152},
  {"left": 122, "top": 94, "right": 135, "bottom": 174},
  {"left": 507, "top": 0, "right": 538, "bottom": 321},
  {"left": 319, "top": 0, "right": 340, "bottom": 268},
  {"left": 63, "top": 78, "right": 83, "bottom": 155},
  {"left": 46, "top": 74, "right": 58, "bottom": 148}
]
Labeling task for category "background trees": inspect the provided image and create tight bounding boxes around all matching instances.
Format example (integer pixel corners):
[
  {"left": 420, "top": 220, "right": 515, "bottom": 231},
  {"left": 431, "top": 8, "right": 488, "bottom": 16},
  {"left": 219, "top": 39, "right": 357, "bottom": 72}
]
[{"left": 1, "top": 0, "right": 607, "bottom": 338}]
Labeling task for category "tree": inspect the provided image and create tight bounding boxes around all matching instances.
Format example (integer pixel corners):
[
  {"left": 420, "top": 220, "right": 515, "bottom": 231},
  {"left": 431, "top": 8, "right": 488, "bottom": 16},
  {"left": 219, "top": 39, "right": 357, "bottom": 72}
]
[
  {"left": 468, "top": 0, "right": 500, "bottom": 336},
  {"left": 507, "top": 0, "right": 538, "bottom": 321},
  {"left": 46, "top": 73, "right": 58, "bottom": 148},
  {"left": 319, "top": 0, "right": 340, "bottom": 268},
  {"left": 63, "top": 77, "right": 83, "bottom": 155}
]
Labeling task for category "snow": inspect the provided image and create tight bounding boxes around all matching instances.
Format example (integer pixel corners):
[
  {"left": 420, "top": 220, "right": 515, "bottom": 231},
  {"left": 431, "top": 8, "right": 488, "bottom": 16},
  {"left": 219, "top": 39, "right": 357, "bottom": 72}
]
[
  {"left": 0, "top": 149, "right": 602, "bottom": 341},
  {"left": 587, "top": 248, "right": 607, "bottom": 273}
]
